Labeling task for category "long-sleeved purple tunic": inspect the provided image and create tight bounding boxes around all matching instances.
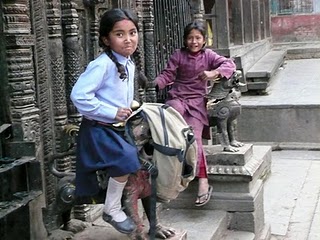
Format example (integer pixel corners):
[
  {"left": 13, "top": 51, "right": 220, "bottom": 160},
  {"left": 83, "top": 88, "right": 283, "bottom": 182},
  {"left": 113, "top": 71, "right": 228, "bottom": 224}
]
[
  {"left": 155, "top": 48, "right": 236, "bottom": 177},
  {"left": 155, "top": 48, "right": 236, "bottom": 126}
]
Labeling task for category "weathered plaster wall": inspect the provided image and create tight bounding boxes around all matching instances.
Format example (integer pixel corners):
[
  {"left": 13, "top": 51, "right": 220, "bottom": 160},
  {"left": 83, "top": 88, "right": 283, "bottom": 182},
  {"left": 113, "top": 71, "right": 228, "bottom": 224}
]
[{"left": 271, "top": 14, "right": 320, "bottom": 42}]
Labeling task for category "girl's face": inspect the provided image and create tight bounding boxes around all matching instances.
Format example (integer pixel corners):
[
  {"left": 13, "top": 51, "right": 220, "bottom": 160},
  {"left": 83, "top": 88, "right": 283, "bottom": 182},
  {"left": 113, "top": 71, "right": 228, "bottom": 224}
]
[
  {"left": 185, "top": 29, "right": 205, "bottom": 53},
  {"left": 102, "top": 19, "right": 138, "bottom": 57}
]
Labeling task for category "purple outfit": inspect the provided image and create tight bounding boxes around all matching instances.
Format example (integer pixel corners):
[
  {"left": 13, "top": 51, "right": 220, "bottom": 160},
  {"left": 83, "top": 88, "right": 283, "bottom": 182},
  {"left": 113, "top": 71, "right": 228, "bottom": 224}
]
[{"left": 155, "top": 48, "right": 236, "bottom": 177}]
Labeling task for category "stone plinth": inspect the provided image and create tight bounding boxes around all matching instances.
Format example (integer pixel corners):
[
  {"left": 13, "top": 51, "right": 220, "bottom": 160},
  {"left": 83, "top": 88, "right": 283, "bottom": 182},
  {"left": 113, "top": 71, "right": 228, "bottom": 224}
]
[
  {"left": 205, "top": 144, "right": 272, "bottom": 239},
  {"left": 167, "top": 144, "right": 272, "bottom": 239}
]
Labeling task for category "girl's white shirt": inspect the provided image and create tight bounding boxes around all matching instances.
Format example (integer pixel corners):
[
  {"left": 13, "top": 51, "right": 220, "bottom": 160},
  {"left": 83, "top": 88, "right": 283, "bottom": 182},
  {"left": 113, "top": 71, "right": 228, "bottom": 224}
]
[{"left": 71, "top": 51, "right": 135, "bottom": 123}]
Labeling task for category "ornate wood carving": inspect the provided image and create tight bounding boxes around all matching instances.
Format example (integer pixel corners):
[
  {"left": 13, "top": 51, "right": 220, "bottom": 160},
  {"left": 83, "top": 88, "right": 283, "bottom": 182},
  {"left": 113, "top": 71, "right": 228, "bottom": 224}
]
[
  {"left": 2, "top": 0, "right": 40, "bottom": 144},
  {"left": 0, "top": 0, "right": 202, "bottom": 236},
  {"left": 44, "top": 1, "right": 66, "bottom": 212}
]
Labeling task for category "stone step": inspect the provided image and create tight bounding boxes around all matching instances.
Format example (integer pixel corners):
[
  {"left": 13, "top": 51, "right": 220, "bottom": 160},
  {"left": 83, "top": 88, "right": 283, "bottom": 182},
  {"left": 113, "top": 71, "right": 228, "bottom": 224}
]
[
  {"left": 73, "top": 208, "right": 226, "bottom": 240},
  {"left": 238, "top": 104, "right": 320, "bottom": 144},
  {"left": 239, "top": 58, "right": 320, "bottom": 144},
  {"left": 245, "top": 49, "right": 286, "bottom": 90},
  {"left": 167, "top": 145, "right": 271, "bottom": 211},
  {"left": 246, "top": 50, "right": 286, "bottom": 79},
  {"left": 72, "top": 209, "right": 260, "bottom": 240},
  {"left": 222, "top": 230, "right": 255, "bottom": 240},
  {"left": 273, "top": 41, "right": 320, "bottom": 59},
  {"left": 158, "top": 208, "right": 228, "bottom": 240}
]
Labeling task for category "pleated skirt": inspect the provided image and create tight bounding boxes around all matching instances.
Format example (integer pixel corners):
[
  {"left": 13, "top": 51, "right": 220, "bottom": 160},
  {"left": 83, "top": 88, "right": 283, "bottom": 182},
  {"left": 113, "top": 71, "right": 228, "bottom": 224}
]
[{"left": 75, "top": 118, "right": 141, "bottom": 196}]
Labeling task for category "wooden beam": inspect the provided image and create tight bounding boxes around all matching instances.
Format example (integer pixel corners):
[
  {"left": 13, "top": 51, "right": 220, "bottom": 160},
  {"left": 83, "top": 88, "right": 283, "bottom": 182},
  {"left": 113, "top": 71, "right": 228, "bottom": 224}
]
[
  {"left": 243, "top": 0, "right": 254, "bottom": 43},
  {"left": 260, "top": 0, "right": 266, "bottom": 39},
  {"left": 214, "top": 0, "right": 230, "bottom": 49},
  {"left": 265, "top": 0, "right": 271, "bottom": 37},
  {"left": 252, "top": 0, "right": 261, "bottom": 41},
  {"left": 231, "top": 0, "right": 244, "bottom": 45}
]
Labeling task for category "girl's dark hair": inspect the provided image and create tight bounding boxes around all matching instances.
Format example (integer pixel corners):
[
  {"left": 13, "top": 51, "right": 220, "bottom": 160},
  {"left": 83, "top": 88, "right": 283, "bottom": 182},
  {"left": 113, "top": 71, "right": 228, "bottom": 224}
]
[
  {"left": 182, "top": 20, "right": 207, "bottom": 49},
  {"left": 99, "top": 8, "right": 139, "bottom": 80}
]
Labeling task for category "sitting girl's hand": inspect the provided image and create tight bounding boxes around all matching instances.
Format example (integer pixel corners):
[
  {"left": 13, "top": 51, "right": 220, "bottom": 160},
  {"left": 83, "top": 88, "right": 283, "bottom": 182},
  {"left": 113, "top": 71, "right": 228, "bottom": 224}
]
[{"left": 199, "top": 70, "right": 220, "bottom": 81}]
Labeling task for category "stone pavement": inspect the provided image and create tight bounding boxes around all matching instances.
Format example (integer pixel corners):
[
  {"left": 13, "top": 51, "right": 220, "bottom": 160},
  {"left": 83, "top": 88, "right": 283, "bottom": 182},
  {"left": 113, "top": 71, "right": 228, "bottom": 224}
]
[
  {"left": 265, "top": 150, "right": 320, "bottom": 240},
  {"left": 240, "top": 58, "right": 320, "bottom": 106}
]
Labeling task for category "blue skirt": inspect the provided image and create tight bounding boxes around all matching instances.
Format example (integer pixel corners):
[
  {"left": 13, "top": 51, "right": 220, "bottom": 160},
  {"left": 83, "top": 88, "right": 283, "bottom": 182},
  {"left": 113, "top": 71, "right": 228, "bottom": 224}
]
[{"left": 75, "top": 118, "right": 141, "bottom": 196}]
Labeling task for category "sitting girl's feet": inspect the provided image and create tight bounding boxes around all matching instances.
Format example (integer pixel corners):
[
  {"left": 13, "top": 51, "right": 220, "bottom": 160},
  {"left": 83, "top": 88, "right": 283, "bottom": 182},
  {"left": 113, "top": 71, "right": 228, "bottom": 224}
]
[{"left": 195, "top": 185, "right": 213, "bottom": 207}]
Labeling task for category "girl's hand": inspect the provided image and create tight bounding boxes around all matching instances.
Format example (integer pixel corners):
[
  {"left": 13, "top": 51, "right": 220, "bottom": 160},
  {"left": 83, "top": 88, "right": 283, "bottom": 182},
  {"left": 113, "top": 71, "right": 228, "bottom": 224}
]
[
  {"left": 115, "top": 107, "right": 132, "bottom": 121},
  {"left": 199, "top": 70, "right": 220, "bottom": 81}
]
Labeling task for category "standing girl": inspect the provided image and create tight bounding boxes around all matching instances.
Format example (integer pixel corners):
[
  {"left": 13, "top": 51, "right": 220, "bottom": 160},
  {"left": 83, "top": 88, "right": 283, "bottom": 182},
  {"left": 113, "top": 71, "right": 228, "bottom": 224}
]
[
  {"left": 154, "top": 20, "right": 236, "bottom": 207},
  {"left": 70, "top": 8, "right": 141, "bottom": 234}
]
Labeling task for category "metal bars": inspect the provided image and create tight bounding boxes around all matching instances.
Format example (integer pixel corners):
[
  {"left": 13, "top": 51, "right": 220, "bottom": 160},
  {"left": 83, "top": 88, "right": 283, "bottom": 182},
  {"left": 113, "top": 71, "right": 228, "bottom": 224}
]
[{"left": 153, "top": 0, "right": 192, "bottom": 102}]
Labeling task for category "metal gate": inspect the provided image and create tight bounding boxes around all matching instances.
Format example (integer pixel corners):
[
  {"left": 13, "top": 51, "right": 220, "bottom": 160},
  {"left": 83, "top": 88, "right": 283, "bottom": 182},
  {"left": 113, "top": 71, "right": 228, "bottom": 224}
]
[{"left": 153, "top": 0, "right": 193, "bottom": 102}]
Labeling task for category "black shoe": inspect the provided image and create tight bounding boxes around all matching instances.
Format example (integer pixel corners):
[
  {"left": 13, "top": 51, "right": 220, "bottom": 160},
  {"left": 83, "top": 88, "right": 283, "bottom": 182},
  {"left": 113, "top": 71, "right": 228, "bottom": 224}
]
[{"left": 102, "top": 212, "right": 136, "bottom": 234}]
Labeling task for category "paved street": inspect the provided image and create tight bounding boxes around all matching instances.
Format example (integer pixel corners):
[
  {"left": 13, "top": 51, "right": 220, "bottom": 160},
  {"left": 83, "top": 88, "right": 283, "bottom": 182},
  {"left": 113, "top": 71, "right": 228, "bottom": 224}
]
[{"left": 265, "top": 150, "right": 320, "bottom": 240}]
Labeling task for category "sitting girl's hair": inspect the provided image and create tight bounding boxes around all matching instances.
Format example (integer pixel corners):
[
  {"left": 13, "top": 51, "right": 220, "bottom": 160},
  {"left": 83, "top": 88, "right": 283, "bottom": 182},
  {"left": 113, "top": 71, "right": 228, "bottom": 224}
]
[{"left": 182, "top": 20, "right": 207, "bottom": 51}]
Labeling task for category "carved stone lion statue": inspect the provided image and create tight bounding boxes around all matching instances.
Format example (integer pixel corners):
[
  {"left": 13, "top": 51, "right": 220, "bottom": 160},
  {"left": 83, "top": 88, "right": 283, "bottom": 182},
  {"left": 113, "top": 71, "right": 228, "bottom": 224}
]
[
  {"left": 206, "top": 70, "right": 246, "bottom": 152},
  {"left": 48, "top": 117, "right": 175, "bottom": 240}
]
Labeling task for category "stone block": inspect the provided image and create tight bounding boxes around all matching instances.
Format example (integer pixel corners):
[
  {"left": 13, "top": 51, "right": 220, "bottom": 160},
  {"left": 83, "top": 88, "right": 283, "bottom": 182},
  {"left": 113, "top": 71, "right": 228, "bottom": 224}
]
[
  {"left": 228, "top": 186, "right": 265, "bottom": 234},
  {"left": 206, "top": 145, "right": 272, "bottom": 193},
  {"left": 211, "top": 179, "right": 264, "bottom": 212},
  {"left": 204, "top": 144, "right": 253, "bottom": 166}
]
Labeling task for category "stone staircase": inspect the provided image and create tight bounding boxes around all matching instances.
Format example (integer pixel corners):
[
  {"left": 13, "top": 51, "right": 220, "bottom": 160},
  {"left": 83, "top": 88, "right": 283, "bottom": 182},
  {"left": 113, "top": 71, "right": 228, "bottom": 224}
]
[
  {"left": 245, "top": 49, "right": 287, "bottom": 92},
  {"left": 220, "top": 38, "right": 287, "bottom": 94},
  {"left": 273, "top": 41, "right": 320, "bottom": 60},
  {"left": 161, "top": 144, "right": 272, "bottom": 240},
  {"left": 74, "top": 144, "right": 272, "bottom": 240},
  {"left": 238, "top": 57, "right": 320, "bottom": 145},
  {"left": 74, "top": 203, "right": 259, "bottom": 240},
  {"left": 158, "top": 208, "right": 255, "bottom": 240}
]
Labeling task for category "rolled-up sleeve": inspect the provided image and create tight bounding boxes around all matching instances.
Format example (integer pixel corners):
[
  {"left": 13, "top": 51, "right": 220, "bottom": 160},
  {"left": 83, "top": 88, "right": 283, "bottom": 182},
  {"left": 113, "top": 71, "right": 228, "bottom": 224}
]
[{"left": 207, "top": 50, "right": 236, "bottom": 79}]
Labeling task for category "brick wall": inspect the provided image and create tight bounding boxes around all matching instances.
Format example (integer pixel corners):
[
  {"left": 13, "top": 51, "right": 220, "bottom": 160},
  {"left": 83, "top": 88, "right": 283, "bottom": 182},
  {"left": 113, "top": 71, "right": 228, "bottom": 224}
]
[{"left": 271, "top": 14, "right": 320, "bottom": 42}]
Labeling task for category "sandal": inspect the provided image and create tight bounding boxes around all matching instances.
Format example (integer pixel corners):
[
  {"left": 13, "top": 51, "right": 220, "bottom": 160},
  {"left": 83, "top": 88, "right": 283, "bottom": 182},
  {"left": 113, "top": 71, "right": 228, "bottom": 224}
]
[{"left": 195, "top": 185, "right": 213, "bottom": 207}]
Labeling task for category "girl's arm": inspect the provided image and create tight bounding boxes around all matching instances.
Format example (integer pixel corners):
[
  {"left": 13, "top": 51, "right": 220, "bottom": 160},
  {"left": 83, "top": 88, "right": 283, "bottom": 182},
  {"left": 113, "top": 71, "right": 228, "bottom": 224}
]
[
  {"left": 154, "top": 50, "right": 180, "bottom": 89},
  {"left": 70, "top": 61, "right": 118, "bottom": 121},
  {"left": 207, "top": 49, "right": 236, "bottom": 79}
]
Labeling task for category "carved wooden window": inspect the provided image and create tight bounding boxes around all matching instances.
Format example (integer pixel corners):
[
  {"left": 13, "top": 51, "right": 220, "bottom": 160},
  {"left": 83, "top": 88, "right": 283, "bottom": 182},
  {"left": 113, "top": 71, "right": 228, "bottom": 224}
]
[{"left": 270, "top": 0, "right": 315, "bottom": 15}]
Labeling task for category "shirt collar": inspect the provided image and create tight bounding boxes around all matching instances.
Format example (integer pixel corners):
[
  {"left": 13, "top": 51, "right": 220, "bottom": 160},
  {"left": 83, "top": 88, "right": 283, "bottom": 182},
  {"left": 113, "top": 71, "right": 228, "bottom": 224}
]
[{"left": 112, "top": 50, "right": 133, "bottom": 66}]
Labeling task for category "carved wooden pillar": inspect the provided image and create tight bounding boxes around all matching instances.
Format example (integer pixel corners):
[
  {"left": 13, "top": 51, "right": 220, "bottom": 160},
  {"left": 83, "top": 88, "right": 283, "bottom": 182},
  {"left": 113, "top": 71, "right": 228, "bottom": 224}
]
[
  {"left": 243, "top": 0, "right": 254, "bottom": 43},
  {"left": 44, "top": 1, "right": 67, "bottom": 214},
  {"left": 260, "top": 0, "right": 266, "bottom": 39},
  {"left": 142, "top": 0, "right": 157, "bottom": 103},
  {"left": 252, "top": 0, "right": 261, "bottom": 41},
  {"left": 190, "top": 0, "right": 205, "bottom": 21},
  {"left": 61, "top": 0, "right": 82, "bottom": 124},
  {"left": 231, "top": 0, "right": 245, "bottom": 45},
  {"left": 30, "top": 0, "right": 55, "bottom": 161},
  {"left": 132, "top": 0, "right": 146, "bottom": 103},
  {"left": 212, "top": 0, "right": 230, "bottom": 49},
  {"left": 0, "top": 1, "right": 45, "bottom": 238},
  {"left": 264, "top": 0, "right": 271, "bottom": 38},
  {"left": 1, "top": 0, "right": 41, "bottom": 152}
]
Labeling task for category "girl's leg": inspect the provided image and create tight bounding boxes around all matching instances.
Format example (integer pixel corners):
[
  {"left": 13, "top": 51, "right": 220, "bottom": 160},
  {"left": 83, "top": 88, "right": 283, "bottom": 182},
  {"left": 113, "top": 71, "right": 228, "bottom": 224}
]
[
  {"left": 196, "top": 152, "right": 211, "bottom": 205},
  {"left": 185, "top": 117, "right": 211, "bottom": 205},
  {"left": 103, "top": 175, "right": 136, "bottom": 233},
  {"left": 104, "top": 175, "right": 128, "bottom": 221}
]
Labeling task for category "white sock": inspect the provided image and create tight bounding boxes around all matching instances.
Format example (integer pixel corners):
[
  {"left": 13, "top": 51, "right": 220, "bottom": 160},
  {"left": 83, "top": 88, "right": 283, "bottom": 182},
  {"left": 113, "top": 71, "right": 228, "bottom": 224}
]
[{"left": 104, "top": 177, "right": 127, "bottom": 222}]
